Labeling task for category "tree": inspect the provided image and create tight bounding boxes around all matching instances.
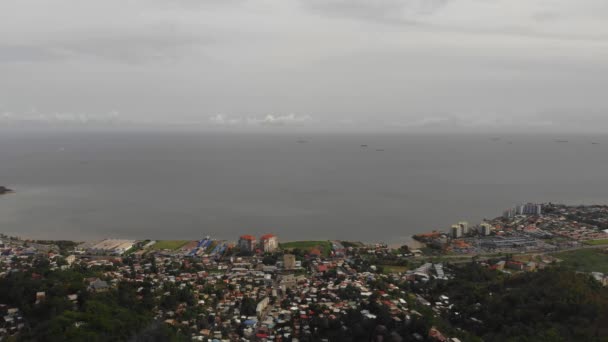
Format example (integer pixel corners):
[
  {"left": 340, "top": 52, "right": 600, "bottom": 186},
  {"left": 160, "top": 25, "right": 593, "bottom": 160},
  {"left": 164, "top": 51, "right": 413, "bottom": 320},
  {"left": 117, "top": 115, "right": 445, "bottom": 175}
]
[{"left": 240, "top": 297, "right": 257, "bottom": 316}]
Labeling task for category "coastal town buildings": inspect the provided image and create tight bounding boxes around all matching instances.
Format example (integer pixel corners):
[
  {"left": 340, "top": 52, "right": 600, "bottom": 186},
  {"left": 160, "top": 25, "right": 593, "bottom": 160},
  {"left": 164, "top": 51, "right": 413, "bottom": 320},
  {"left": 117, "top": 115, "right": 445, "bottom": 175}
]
[
  {"left": 458, "top": 221, "right": 469, "bottom": 235},
  {"left": 259, "top": 234, "right": 278, "bottom": 252},
  {"left": 504, "top": 202, "right": 542, "bottom": 218},
  {"left": 82, "top": 239, "right": 136, "bottom": 255},
  {"left": 1, "top": 203, "right": 608, "bottom": 341},
  {"left": 517, "top": 203, "right": 543, "bottom": 216},
  {"left": 451, "top": 224, "right": 462, "bottom": 238},
  {"left": 480, "top": 222, "right": 492, "bottom": 236},
  {"left": 238, "top": 235, "right": 257, "bottom": 253}
]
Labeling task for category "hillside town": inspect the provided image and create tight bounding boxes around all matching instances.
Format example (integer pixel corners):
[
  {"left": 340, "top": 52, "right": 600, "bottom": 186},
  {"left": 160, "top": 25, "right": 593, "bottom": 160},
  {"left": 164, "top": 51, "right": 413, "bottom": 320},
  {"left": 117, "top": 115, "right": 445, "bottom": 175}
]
[{"left": 1, "top": 204, "right": 608, "bottom": 341}]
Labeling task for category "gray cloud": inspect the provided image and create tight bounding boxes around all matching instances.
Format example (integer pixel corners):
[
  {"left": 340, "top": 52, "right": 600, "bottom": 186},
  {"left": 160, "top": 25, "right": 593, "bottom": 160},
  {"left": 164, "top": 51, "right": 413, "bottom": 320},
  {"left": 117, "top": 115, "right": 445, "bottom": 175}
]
[
  {"left": 0, "top": 0, "right": 607, "bottom": 133},
  {"left": 209, "top": 114, "right": 314, "bottom": 127},
  {"left": 0, "top": 109, "right": 123, "bottom": 127},
  {"left": 302, "top": 0, "right": 448, "bottom": 23},
  {"left": 0, "top": 45, "right": 64, "bottom": 63}
]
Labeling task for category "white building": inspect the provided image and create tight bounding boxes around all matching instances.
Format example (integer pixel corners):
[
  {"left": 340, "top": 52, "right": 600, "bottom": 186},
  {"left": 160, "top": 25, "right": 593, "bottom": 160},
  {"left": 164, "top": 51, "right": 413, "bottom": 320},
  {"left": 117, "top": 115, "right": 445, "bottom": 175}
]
[
  {"left": 517, "top": 203, "right": 542, "bottom": 216},
  {"left": 480, "top": 223, "right": 492, "bottom": 236},
  {"left": 458, "top": 221, "right": 469, "bottom": 235},
  {"left": 451, "top": 225, "right": 462, "bottom": 238},
  {"left": 259, "top": 234, "right": 278, "bottom": 252}
]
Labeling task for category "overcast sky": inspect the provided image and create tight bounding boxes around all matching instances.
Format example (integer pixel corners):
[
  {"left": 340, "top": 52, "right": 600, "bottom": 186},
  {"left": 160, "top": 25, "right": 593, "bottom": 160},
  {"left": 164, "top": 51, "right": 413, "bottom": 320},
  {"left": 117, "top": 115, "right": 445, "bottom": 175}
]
[{"left": 1, "top": 0, "right": 607, "bottom": 132}]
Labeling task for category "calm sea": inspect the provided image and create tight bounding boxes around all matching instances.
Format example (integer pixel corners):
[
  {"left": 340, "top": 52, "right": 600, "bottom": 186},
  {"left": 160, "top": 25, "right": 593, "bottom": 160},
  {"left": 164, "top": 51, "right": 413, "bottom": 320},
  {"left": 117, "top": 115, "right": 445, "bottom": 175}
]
[{"left": 1, "top": 130, "right": 607, "bottom": 243}]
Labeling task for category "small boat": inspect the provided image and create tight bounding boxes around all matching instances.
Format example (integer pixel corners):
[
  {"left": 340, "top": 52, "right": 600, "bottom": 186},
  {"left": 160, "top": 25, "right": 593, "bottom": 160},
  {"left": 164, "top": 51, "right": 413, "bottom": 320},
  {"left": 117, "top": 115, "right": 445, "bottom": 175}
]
[{"left": 360, "top": 144, "right": 368, "bottom": 148}]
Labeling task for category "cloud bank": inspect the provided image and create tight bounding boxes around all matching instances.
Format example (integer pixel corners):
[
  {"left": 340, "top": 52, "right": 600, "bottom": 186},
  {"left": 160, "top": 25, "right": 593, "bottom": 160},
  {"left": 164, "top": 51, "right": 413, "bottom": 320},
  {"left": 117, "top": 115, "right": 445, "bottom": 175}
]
[
  {"left": 0, "top": 0, "right": 607, "bottom": 133},
  {"left": 209, "top": 114, "right": 314, "bottom": 127}
]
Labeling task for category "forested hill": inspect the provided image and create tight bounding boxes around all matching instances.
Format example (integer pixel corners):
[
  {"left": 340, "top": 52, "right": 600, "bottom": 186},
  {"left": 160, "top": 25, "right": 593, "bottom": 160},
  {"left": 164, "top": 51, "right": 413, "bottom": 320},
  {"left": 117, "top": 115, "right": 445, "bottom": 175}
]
[{"left": 427, "top": 264, "right": 608, "bottom": 342}]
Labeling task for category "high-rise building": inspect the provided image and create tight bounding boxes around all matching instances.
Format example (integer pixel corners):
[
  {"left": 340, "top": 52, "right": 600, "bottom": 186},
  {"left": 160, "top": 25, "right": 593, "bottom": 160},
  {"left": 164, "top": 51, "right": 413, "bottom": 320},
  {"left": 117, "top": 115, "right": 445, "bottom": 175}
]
[
  {"left": 260, "top": 234, "right": 278, "bottom": 252},
  {"left": 283, "top": 254, "right": 296, "bottom": 270},
  {"left": 517, "top": 203, "right": 542, "bottom": 216},
  {"left": 451, "top": 224, "right": 462, "bottom": 238},
  {"left": 480, "top": 223, "right": 492, "bottom": 236},
  {"left": 458, "top": 221, "right": 469, "bottom": 235},
  {"left": 503, "top": 208, "right": 516, "bottom": 218},
  {"left": 238, "top": 235, "right": 257, "bottom": 253}
]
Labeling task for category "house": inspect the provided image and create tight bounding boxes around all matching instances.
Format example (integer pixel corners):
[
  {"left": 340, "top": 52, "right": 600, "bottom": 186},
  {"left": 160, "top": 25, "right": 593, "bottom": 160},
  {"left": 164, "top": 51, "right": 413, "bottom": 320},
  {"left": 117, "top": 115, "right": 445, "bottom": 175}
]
[
  {"left": 35, "top": 292, "right": 45, "bottom": 304},
  {"left": 506, "top": 261, "right": 524, "bottom": 271},
  {"left": 88, "top": 278, "right": 109, "bottom": 292},
  {"left": 65, "top": 255, "right": 76, "bottom": 265},
  {"left": 524, "top": 262, "right": 537, "bottom": 272}
]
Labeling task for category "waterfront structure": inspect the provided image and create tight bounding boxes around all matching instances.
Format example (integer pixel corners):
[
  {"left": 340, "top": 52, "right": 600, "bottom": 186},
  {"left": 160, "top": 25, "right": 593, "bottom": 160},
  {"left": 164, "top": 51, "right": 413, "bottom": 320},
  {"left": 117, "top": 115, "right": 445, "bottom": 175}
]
[
  {"left": 283, "top": 254, "right": 296, "bottom": 270},
  {"left": 85, "top": 239, "right": 136, "bottom": 255},
  {"left": 259, "top": 234, "right": 278, "bottom": 252},
  {"left": 238, "top": 235, "right": 257, "bottom": 253}
]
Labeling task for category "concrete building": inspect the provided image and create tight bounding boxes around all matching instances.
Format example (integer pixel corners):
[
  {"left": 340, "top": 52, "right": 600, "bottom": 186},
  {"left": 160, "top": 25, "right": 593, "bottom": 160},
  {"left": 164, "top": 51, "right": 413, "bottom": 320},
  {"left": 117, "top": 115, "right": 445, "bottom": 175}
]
[
  {"left": 283, "top": 254, "right": 296, "bottom": 270},
  {"left": 458, "top": 221, "right": 469, "bottom": 235},
  {"left": 256, "top": 297, "right": 269, "bottom": 319},
  {"left": 517, "top": 203, "right": 542, "bottom": 216},
  {"left": 451, "top": 224, "right": 462, "bottom": 238},
  {"left": 87, "top": 239, "right": 136, "bottom": 255},
  {"left": 480, "top": 223, "right": 492, "bottom": 236},
  {"left": 238, "top": 235, "right": 257, "bottom": 253},
  {"left": 503, "top": 207, "right": 516, "bottom": 218},
  {"left": 259, "top": 234, "right": 278, "bottom": 253}
]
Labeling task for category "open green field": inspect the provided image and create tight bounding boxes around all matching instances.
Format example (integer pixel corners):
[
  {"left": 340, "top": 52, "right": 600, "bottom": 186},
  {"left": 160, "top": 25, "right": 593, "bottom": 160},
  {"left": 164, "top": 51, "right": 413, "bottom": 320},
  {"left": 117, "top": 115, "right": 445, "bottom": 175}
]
[
  {"left": 553, "top": 249, "right": 608, "bottom": 273},
  {"left": 280, "top": 240, "right": 332, "bottom": 256},
  {"left": 150, "top": 240, "right": 189, "bottom": 251},
  {"left": 341, "top": 241, "right": 364, "bottom": 248},
  {"left": 584, "top": 239, "right": 608, "bottom": 246},
  {"left": 379, "top": 265, "right": 408, "bottom": 274}
]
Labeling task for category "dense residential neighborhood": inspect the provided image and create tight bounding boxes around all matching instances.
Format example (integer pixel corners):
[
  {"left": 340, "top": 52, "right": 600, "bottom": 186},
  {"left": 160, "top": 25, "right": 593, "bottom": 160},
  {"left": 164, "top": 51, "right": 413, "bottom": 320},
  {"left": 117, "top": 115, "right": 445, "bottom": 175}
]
[{"left": 1, "top": 204, "right": 608, "bottom": 341}]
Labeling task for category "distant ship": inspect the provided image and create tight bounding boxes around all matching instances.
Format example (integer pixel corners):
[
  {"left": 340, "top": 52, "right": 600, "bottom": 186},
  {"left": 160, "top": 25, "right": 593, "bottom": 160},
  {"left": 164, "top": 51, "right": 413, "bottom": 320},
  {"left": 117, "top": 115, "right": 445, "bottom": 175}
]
[
  {"left": 591, "top": 142, "right": 600, "bottom": 145},
  {"left": 0, "top": 186, "right": 14, "bottom": 195},
  {"left": 360, "top": 144, "right": 368, "bottom": 148}
]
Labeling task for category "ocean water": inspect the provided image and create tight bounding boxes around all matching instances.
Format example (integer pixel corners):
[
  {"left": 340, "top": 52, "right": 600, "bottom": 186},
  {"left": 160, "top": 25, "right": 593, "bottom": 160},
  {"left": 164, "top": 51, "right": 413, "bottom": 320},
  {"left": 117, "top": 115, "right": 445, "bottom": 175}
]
[{"left": 1, "top": 130, "right": 607, "bottom": 243}]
